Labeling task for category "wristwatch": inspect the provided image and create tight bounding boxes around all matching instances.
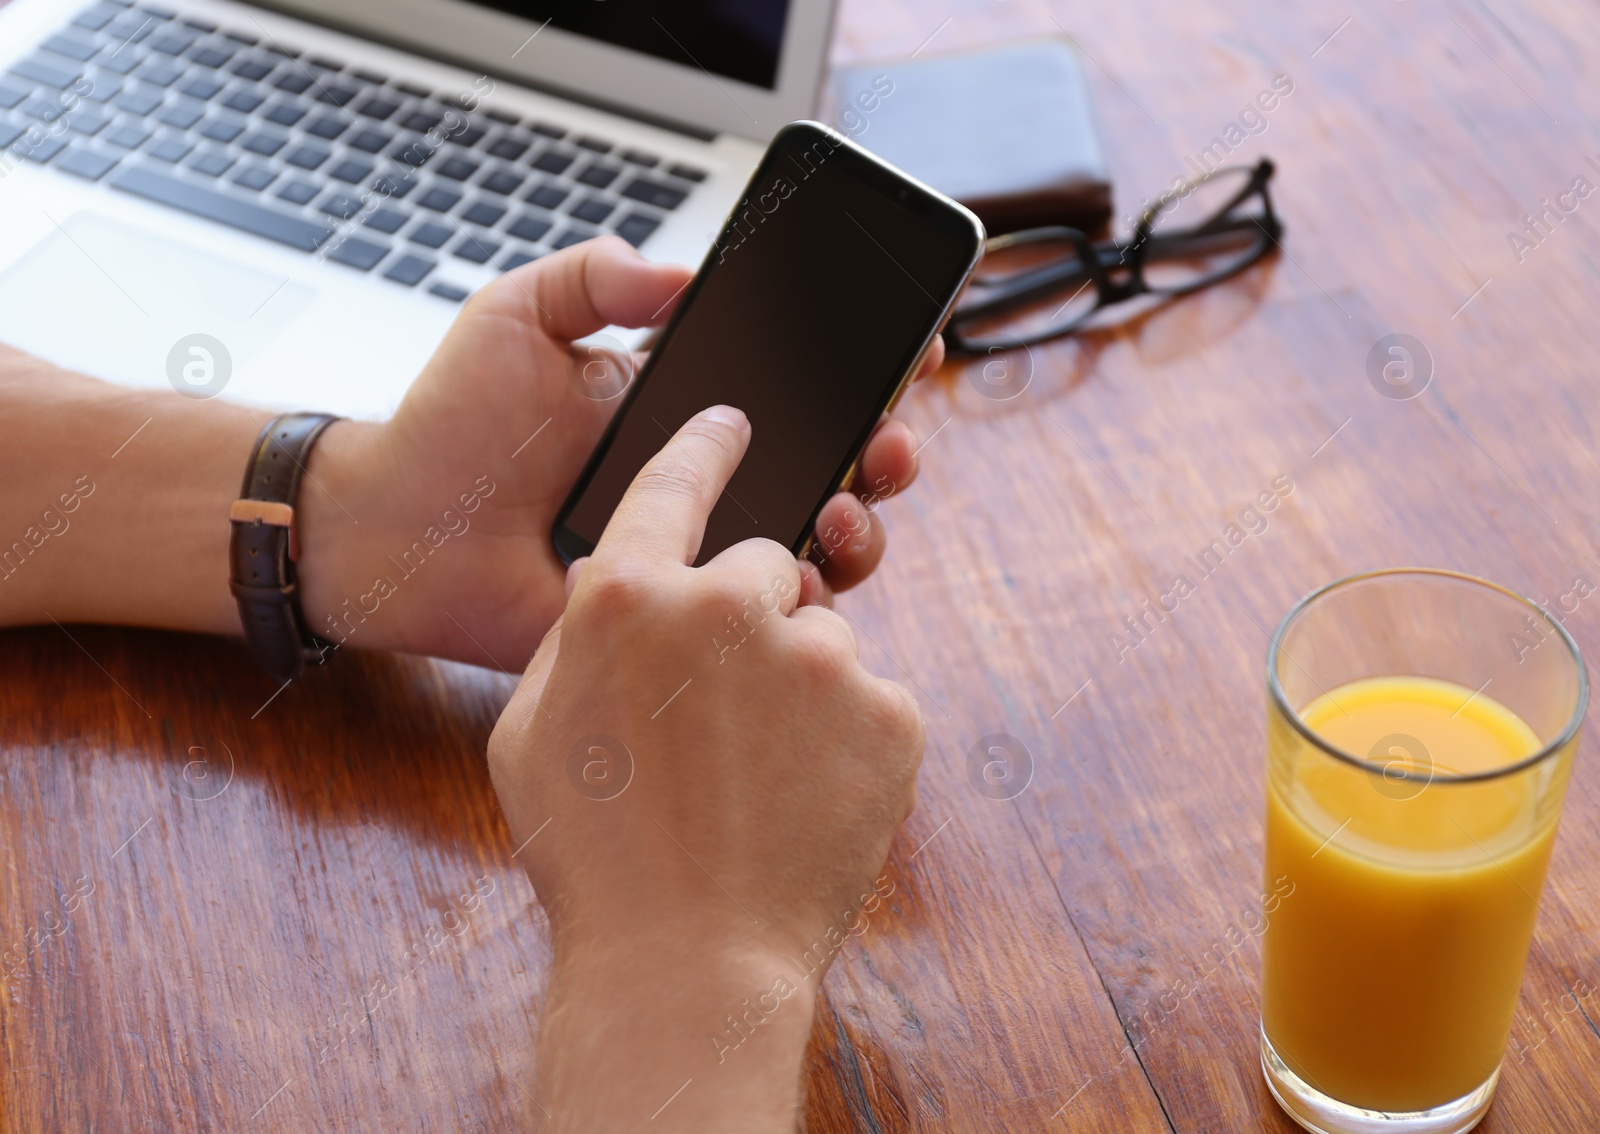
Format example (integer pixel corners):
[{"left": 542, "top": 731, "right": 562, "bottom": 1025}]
[{"left": 229, "top": 413, "right": 341, "bottom": 685}]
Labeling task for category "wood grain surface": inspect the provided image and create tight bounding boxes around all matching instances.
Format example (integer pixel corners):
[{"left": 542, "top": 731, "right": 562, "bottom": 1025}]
[{"left": 5, "top": 0, "right": 1600, "bottom": 1130}]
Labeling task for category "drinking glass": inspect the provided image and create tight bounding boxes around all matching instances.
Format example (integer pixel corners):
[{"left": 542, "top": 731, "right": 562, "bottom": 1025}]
[{"left": 1261, "top": 569, "right": 1587, "bottom": 1134}]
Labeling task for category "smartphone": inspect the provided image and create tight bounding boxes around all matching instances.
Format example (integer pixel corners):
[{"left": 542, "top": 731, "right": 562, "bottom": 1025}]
[{"left": 552, "top": 120, "right": 986, "bottom": 566}]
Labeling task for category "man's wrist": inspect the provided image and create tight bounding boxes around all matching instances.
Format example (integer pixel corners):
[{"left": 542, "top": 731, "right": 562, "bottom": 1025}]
[
  {"left": 536, "top": 938, "right": 818, "bottom": 1132},
  {"left": 293, "top": 417, "right": 397, "bottom": 654}
]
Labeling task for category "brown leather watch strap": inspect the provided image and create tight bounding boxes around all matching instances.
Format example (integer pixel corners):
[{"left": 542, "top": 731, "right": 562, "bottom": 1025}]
[{"left": 229, "top": 413, "right": 340, "bottom": 685}]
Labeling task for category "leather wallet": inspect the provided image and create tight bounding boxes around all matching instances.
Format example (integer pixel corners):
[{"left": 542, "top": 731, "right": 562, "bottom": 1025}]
[{"left": 831, "top": 39, "right": 1112, "bottom": 236}]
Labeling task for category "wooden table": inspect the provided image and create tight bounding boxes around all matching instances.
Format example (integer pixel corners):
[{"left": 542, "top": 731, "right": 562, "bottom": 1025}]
[{"left": 6, "top": 0, "right": 1600, "bottom": 1129}]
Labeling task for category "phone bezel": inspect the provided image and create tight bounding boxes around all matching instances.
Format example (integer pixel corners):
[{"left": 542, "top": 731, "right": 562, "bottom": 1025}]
[{"left": 551, "top": 119, "right": 986, "bottom": 566}]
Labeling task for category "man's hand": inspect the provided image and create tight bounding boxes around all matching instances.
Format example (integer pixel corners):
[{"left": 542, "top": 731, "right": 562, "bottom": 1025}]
[
  {"left": 299, "top": 236, "right": 943, "bottom": 668},
  {"left": 487, "top": 406, "right": 924, "bottom": 1132}
]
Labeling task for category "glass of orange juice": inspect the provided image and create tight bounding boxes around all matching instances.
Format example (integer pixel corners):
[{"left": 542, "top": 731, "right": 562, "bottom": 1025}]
[{"left": 1261, "top": 568, "right": 1586, "bottom": 1134}]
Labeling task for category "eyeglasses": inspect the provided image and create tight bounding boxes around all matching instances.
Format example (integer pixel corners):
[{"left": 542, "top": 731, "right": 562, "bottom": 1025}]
[{"left": 946, "top": 158, "right": 1283, "bottom": 356}]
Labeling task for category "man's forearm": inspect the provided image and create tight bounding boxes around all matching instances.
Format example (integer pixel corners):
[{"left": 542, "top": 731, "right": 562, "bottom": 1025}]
[{"left": 0, "top": 345, "right": 377, "bottom": 644}]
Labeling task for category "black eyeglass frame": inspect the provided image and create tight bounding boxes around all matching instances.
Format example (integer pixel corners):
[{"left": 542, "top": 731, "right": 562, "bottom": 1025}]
[{"left": 946, "top": 158, "right": 1283, "bottom": 355}]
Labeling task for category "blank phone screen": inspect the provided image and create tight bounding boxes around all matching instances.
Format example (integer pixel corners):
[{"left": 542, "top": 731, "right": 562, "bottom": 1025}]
[{"left": 558, "top": 125, "right": 979, "bottom": 566}]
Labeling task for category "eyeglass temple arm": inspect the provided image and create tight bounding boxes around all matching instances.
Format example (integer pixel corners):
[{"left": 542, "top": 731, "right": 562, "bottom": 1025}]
[
  {"left": 1150, "top": 158, "right": 1274, "bottom": 229},
  {"left": 962, "top": 217, "right": 1271, "bottom": 318},
  {"left": 960, "top": 257, "right": 1099, "bottom": 320},
  {"left": 1135, "top": 217, "right": 1276, "bottom": 260}
]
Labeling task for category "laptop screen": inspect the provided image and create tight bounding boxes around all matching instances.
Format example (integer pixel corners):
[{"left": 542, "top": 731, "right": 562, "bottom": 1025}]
[{"left": 461, "top": 0, "right": 793, "bottom": 90}]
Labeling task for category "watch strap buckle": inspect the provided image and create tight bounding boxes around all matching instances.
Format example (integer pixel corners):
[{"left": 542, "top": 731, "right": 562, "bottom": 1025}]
[{"left": 229, "top": 498, "right": 299, "bottom": 561}]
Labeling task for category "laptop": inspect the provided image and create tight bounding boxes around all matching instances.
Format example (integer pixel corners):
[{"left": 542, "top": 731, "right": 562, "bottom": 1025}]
[{"left": 0, "top": 0, "right": 836, "bottom": 417}]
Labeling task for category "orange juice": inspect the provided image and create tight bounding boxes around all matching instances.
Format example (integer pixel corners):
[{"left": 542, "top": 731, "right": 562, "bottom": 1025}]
[{"left": 1261, "top": 676, "right": 1559, "bottom": 1113}]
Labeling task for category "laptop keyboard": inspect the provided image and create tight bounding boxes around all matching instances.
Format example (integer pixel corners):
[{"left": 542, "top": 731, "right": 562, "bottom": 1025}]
[{"left": 0, "top": 0, "right": 710, "bottom": 300}]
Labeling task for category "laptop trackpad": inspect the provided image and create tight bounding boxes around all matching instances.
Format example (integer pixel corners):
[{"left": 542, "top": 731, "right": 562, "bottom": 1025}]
[{"left": 0, "top": 212, "right": 314, "bottom": 393}]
